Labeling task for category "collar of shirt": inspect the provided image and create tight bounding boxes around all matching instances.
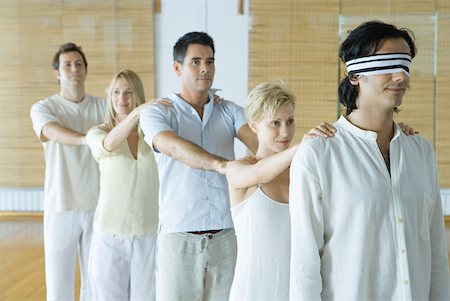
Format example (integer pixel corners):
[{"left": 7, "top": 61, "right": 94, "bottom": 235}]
[{"left": 337, "top": 115, "right": 402, "bottom": 142}]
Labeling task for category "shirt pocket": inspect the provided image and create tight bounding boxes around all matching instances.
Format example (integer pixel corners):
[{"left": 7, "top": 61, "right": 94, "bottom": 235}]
[{"left": 419, "top": 193, "right": 434, "bottom": 241}]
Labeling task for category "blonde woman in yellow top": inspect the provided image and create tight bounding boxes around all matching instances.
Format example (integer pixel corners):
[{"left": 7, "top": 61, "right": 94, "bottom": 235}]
[{"left": 86, "top": 69, "right": 169, "bottom": 300}]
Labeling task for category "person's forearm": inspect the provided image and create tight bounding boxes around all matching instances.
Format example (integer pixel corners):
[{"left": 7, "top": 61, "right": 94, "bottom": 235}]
[
  {"left": 42, "top": 122, "right": 86, "bottom": 146},
  {"left": 169, "top": 138, "right": 228, "bottom": 173},
  {"left": 154, "top": 132, "right": 229, "bottom": 174},
  {"left": 253, "top": 145, "right": 299, "bottom": 183},
  {"left": 103, "top": 111, "right": 140, "bottom": 151}
]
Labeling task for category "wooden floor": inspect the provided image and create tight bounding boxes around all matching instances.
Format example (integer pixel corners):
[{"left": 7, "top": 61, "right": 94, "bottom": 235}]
[
  {"left": 0, "top": 216, "right": 450, "bottom": 300},
  {"left": 0, "top": 215, "right": 80, "bottom": 301}
]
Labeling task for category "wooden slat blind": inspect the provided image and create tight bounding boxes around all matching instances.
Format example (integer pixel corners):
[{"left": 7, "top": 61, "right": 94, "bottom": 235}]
[
  {"left": 249, "top": 0, "right": 340, "bottom": 145},
  {"left": 0, "top": 0, "right": 155, "bottom": 187},
  {"left": 248, "top": 0, "right": 450, "bottom": 187}
]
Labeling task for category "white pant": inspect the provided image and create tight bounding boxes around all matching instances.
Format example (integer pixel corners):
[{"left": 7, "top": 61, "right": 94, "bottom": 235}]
[
  {"left": 156, "top": 229, "right": 237, "bottom": 301},
  {"left": 88, "top": 231, "right": 157, "bottom": 301},
  {"left": 44, "top": 210, "right": 94, "bottom": 301}
]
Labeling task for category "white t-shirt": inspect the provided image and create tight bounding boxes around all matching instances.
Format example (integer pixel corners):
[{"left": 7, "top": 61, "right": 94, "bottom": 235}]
[
  {"left": 86, "top": 127, "right": 159, "bottom": 236},
  {"left": 30, "top": 94, "right": 106, "bottom": 211}
]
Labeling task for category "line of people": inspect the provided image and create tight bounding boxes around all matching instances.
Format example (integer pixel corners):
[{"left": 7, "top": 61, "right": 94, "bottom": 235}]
[{"left": 30, "top": 20, "right": 449, "bottom": 301}]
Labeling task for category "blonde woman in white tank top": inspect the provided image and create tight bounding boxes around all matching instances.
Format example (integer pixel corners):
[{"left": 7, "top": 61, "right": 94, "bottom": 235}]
[{"left": 226, "top": 81, "right": 336, "bottom": 301}]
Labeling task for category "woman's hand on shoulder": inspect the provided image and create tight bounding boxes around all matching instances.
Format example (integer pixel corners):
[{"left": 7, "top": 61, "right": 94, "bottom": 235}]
[
  {"left": 302, "top": 122, "right": 336, "bottom": 142},
  {"left": 133, "top": 98, "right": 173, "bottom": 116},
  {"left": 146, "top": 97, "right": 173, "bottom": 107},
  {"left": 213, "top": 94, "right": 224, "bottom": 104},
  {"left": 398, "top": 122, "right": 418, "bottom": 135}
]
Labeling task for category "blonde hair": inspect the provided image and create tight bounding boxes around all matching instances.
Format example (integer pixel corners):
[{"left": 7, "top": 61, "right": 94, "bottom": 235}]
[
  {"left": 104, "top": 69, "right": 146, "bottom": 128},
  {"left": 244, "top": 80, "right": 296, "bottom": 122}
]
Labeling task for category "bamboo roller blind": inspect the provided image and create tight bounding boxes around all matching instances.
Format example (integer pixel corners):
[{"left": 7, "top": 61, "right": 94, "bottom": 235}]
[
  {"left": 248, "top": 0, "right": 450, "bottom": 187},
  {"left": 0, "top": 0, "right": 155, "bottom": 187}
]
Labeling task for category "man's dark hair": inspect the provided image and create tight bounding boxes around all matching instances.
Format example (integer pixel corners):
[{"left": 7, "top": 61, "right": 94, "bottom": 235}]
[
  {"left": 51, "top": 42, "right": 88, "bottom": 70},
  {"left": 338, "top": 21, "right": 417, "bottom": 115},
  {"left": 173, "top": 32, "right": 215, "bottom": 64}
]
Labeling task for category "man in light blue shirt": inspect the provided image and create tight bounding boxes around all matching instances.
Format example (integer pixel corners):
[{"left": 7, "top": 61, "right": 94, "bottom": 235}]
[{"left": 140, "top": 32, "right": 257, "bottom": 301}]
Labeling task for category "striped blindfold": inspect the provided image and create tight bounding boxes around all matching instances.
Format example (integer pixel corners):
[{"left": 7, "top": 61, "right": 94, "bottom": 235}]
[{"left": 346, "top": 53, "right": 412, "bottom": 77}]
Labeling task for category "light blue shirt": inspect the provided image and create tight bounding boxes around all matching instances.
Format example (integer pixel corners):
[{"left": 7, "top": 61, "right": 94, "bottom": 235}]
[{"left": 140, "top": 92, "right": 247, "bottom": 233}]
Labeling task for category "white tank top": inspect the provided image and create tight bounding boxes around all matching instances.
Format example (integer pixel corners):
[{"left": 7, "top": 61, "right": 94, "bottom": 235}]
[{"left": 229, "top": 186, "right": 291, "bottom": 301}]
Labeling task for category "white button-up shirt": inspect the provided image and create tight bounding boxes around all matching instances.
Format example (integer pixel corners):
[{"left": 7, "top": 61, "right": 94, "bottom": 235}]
[
  {"left": 140, "top": 92, "right": 247, "bottom": 233},
  {"left": 289, "top": 116, "right": 449, "bottom": 300}
]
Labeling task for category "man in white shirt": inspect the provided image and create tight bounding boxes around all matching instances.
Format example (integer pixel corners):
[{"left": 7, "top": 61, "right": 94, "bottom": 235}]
[
  {"left": 289, "top": 21, "right": 449, "bottom": 300},
  {"left": 30, "top": 43, "right": 106, "bottom": 301},
  {"left": 140, "top": 32, "right": 258, "bottom": 300}
]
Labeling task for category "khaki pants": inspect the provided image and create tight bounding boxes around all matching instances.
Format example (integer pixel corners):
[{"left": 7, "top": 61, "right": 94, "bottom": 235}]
[{"left": 156, "top": 229, "right": 237, "bottom": 301}]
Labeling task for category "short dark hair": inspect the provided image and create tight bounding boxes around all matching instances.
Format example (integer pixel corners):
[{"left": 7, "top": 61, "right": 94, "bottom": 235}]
[
  {"left": 338, "top": 21, "right": 417, "bottom": 115},
  {"left": 173, "top": 32, "right": 215, "bottom": 64},
  {"left": 51, "top": 42, "right": 88, "bottom": 70}
]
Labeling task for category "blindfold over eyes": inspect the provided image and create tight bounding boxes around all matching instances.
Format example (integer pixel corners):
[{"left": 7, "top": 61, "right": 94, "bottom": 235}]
[{"left": 346, "top": 53, "right": 412, "bottom": 77}]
